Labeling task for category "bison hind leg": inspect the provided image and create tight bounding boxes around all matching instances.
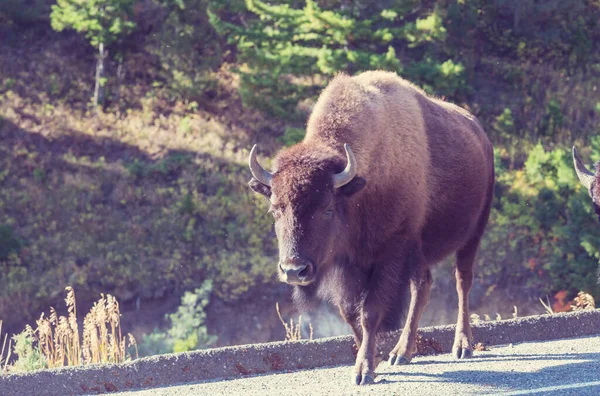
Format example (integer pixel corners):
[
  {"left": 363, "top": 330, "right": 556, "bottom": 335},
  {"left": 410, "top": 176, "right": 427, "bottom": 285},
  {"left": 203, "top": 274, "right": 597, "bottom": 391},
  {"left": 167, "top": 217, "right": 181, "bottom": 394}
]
[
  {"left": 453, "top": 179, "right": 493, "bottom": 360},
  {"left": 452, "top": 231, "right": 485, "bottom": 360}
]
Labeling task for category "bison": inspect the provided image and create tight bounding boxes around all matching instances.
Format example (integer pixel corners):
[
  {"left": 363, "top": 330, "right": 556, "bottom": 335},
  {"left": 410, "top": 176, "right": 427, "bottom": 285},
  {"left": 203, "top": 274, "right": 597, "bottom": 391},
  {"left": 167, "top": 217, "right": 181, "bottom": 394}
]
[
  {"left": 248, "top": 70, "right": 495, "bottom": 385},
  {"left": 572, "top": 146, "right": 600, "bottom": 220}
]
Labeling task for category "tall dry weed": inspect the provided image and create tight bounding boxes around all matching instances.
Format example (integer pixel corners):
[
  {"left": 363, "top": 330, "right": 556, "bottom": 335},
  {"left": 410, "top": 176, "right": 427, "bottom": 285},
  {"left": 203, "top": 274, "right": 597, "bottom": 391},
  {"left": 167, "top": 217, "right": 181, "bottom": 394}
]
[
  {"left": 570, "top": 291, "right": 596, "bottom": 311},
  {"left": 0, "top": 320, "right": 12, "bottom": 373},
  {"left": 81, "top": 292, "right": 137, "bottom": 364},
  {"left": 276, "top": 302, "right": 313, "bottom": 342},
  {"left": 20, "top": 287, "right": 137, "bottom": 370}
]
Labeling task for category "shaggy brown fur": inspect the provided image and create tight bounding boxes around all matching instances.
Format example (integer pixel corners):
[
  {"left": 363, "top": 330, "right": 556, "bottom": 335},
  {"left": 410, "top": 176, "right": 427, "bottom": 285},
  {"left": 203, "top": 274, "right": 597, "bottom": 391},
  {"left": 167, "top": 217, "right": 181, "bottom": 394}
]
[{"left": 249, "top": 70, "right": 495, "bottom": 385}]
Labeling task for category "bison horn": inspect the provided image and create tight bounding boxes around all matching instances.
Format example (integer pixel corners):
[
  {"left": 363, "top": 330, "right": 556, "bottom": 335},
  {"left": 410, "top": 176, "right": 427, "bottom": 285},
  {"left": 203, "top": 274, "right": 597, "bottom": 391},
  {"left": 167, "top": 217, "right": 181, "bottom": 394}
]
[
  {"left": 249, "top": 144, "right": 273, "bottom": 187},
  {"left": 334, "top": 144, "right": 357, "bottom": 188},
  {"left": 572, "top": 146, "right": 595, "bottom": 192}
]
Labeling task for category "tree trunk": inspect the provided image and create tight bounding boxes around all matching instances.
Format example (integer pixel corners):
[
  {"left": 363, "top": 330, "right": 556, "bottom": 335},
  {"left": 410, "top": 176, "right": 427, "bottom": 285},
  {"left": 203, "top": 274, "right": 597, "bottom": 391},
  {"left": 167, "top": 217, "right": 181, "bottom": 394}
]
[
  {"left": 513, "top": 0, "right": 522, "bottom": 35},
  {"left": 94, "top": 42, "right": 105, "bottom": 110},
  {"left": 115, "top": 55, "right": 124, "bottom": 106}
]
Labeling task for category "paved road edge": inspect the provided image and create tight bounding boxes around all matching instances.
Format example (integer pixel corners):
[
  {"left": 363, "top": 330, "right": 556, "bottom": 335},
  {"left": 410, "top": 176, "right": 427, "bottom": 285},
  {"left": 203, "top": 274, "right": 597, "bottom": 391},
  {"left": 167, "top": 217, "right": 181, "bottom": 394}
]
[{"left": 1, "top": 309, "right": 599, "bottom": 395}]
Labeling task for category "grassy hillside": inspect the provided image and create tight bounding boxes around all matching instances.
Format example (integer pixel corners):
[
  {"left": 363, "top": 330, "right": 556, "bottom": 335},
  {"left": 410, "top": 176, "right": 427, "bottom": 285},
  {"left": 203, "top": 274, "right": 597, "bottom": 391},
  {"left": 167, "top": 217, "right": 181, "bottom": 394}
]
[
  {"left": 1, "top": 0, "right": 600, "bottom": 352},
  {"left": 0, "top": 20, "right": 289, "bottom": 339}
]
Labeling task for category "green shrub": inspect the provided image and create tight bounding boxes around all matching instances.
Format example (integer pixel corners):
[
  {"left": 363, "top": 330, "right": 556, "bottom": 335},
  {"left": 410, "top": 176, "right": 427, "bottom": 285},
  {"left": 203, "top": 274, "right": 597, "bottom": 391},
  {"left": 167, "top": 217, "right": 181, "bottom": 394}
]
[
  {"left": 0, "top": 0, "right": 46, "bottom": 25},
  {"left": 146, "top": 0, "right": 222, "bottom": 103},
  {"left": 0, "top": 149, "right": 277, "bottom": 326},
  {"left": 10, "top": 329, "right": 46, "bottom": 373},
  {"left": 478, "top": 144, "right": 600, "bottom": 302},
  {"left": 281, "top": 127, "right": 305, "bottom": 147},
  {"left": 139, "top": 280, "right": 217, "bottom": 356},
  {"left": 209, "top": 0, "right": 467, "bottom": 120},
  {"left": 0, "top": 224, "right": 23, "bottom": 260}
]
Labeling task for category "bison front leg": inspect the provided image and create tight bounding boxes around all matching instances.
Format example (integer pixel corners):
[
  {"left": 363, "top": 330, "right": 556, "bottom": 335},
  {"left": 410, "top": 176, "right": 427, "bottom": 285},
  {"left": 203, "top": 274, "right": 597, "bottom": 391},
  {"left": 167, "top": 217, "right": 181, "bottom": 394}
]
[
  {"left": 351, "top": 263, "right": 399, "bottom": 385},
  {"left": 388, "top": 263, "right": 432, "bottom": 366},
  {"left": 353, "top": 302, "right": 383, "bottom": 385},
  {"left": 338, "top": 304, "right": 362, "bottom": 351}
]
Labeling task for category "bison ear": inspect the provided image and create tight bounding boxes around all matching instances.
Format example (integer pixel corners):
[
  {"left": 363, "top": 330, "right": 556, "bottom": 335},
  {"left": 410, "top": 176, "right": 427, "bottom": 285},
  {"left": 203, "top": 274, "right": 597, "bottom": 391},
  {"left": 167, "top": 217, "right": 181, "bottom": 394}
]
[
  {"left": 339, "top": 176, "right": 366, "bottom": 197},
  {"left": 249, "top": 177, "right": 272, "bottom": 197}
]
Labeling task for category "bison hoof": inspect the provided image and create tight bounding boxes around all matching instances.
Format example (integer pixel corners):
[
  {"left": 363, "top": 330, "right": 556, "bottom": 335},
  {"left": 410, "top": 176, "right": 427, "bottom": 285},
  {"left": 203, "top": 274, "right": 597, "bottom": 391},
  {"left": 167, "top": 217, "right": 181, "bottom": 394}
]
[
  {"left": 353, "top": 372, "right": 375, "bottom": 385},
  {"left": 388, "top": 354, "right": 411, "bottom": 366},
  {"left": 453, "top": 347, "right": 473, "bottom": 359}
]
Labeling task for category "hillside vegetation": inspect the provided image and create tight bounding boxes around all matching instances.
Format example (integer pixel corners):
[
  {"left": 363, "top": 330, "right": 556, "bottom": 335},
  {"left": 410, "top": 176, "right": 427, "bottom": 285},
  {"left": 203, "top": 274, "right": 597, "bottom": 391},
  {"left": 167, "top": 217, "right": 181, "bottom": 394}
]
[{"left": 1, "top": 0, "right": 599, "bottom": 349}]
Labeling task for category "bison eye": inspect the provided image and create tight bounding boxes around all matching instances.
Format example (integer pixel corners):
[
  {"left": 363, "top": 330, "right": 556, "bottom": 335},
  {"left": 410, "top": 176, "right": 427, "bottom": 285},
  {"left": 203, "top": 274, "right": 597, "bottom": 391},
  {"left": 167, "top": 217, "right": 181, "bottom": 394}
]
[{"left": 324, "top": 209, "right": 333, "bottom": 218}]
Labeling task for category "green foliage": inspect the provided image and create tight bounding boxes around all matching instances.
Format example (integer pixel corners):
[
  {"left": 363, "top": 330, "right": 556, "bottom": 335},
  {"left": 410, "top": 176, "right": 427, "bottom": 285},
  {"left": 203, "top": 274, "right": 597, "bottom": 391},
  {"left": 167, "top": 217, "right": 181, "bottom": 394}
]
[
  {"left": 540, "top": 98, "right": 565, "bottom": 137},
  {"left": 478, "top": 144, "right": 600, "bottom": 301},
  {"left": 0, "top": 144, "right": 277, "bottom": 325},
  {"left": 405, "top": 58, "right": 467, "bottom": 97},
  {"left": 494, "top": 108, "right": 516, "bottom": 137},
  {"left": 32, "top": 168, "right": 46, "bottom": 184},
  {"left": 137, "top": 330, "right": 171, "bottom": 357},
  {"left": 454, "top": 0, "right": 600, "bottom": 69},
  {"left": 3, "top": 0, "right": 600, "bottom": 343},
  {"left": 0, "top": 0, "right": 46, "bottom": 25},
  {"left": 10, "top": 330, "right": 46, "bottom": 372},
  {"left": 147, "top": 0, "right": 222, "bottom": 103},
  {"left": 50, "top": 0, "right": 137, "bottom": 47},
  {"left": 1, "top": 78, "right": 16, "bottom": 91},
  {"left": 493, "top": 108, "right": 519, "bottom": 167},
  {"left": 139, "top": 280, "right": 217, "bottom": 356},
  {"left": 167, "top": 280, "right": 217, "bottom": 353},
  {"left": 0, "top": 224, "right": 23, "bottom": 260},
  {"left": 280, "top": 127, "right": 305, "bottom": 147},
  {"left": 209, "top": 0, "right": 467, "bottom": 119},
  {"left": 125, "top": 153, "right": 189, "bottom": 180}
]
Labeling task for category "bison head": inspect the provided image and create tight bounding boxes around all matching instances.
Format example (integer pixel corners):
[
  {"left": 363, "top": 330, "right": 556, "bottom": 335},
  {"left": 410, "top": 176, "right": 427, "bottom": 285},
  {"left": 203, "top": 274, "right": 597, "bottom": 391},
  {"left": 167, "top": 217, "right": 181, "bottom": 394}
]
[
  {"left": 573, "top": 146, "right": 600, "bottom": 220},
  {"left": 248, "top": 144, "right": 366, "bottom": 286}
]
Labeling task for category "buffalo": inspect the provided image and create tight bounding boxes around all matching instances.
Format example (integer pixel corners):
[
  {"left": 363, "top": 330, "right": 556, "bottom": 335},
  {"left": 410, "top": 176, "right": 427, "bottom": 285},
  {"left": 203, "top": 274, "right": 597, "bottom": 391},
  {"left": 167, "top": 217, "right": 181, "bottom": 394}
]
[
  {"left": 572, "top": 146, "right": 600, "bottom": 220},
  {"left": 248, "top": 70, "right": 495, "bottom": 385}
]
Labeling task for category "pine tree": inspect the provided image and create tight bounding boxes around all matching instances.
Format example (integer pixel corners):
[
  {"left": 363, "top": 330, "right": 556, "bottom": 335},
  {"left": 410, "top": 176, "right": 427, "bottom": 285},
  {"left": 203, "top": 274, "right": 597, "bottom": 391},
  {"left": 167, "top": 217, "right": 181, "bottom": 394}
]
[
  {"left": 209, "top": 0, "right": 462, "bottom": 120},
  {"left": 50, "top": 0, "right": 137, "bottom": 109}
]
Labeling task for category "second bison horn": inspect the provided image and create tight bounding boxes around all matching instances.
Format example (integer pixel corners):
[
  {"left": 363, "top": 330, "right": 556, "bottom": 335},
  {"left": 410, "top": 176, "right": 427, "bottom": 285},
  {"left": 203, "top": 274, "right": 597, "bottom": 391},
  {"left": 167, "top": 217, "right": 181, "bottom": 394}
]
[{"left": 572, "top": 146, "right": 595, "bottom": 192}]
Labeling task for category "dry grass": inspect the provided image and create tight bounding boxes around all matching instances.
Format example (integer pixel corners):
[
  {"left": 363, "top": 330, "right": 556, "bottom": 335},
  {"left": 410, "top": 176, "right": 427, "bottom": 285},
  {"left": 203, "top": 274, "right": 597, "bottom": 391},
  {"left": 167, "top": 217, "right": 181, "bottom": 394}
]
[
  {"left": 473, "top": 342, "right": 489, "bottom": 352},
  {"left": 539, "top": 295, "right": 555, "bottom": 315},
  {"left": 469, "top": 305, "right": 518, "bottom": 324},
  {"left": 471, "top": 291, "right": 597, "bottom": 320},
  {"left": 0, "top": 63, "right": 277, "bottom": 166},
  {"left": 26, "top": 287, "right": 137, "bottom": 370},
  {"left": 469, "top": 313, "right": 481, "bottom": 324},
  {"left": 0, "top": 320, "right": 12, "bottom": 373},
  {"left": 539, "top": 291, "right": 595, "bottom": 315},
  {"left": 570, "top": 291, "right": 596, "bottom": 311},
  {"left": 275, "top": 302, "right": 313, "bottom": 342}
]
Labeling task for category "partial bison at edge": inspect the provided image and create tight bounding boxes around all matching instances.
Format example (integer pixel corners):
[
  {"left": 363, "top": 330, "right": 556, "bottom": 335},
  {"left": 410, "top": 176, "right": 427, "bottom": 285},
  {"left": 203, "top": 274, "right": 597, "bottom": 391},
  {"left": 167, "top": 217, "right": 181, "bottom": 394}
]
[
  {"left": 248, "top": 70, "right": 495, "bottom": 385},
  {"left": 572, "top": 146, "right": 600, "bottom": 220}
]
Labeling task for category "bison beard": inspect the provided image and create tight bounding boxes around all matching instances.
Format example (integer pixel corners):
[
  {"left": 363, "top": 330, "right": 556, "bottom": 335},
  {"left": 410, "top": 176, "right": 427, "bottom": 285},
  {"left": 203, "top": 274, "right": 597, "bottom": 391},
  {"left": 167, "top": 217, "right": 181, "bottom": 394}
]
[
  {"left": 291, "top": 254, "right": 413, "bottom": 333},
  {"left": 248, "top": 70, "right": 495, "bottom": 385}
]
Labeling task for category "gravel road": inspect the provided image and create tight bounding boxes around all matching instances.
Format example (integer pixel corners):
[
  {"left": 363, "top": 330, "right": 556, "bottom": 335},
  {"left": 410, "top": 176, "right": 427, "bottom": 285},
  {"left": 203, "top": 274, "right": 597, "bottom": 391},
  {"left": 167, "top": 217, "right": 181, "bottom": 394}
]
[
  {"left": 2, "top": 311, "right": 599, "bottom": 395},
  {"left": 118, "top": 335, "right": 600, "bottom": 396}
]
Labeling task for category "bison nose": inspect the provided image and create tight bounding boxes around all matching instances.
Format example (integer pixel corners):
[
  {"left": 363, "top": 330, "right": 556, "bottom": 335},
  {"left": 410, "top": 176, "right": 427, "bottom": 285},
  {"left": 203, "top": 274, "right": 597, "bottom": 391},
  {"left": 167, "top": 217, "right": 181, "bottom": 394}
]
[{"left": 279, "top": 257, "right": 314, "bottom": 285}]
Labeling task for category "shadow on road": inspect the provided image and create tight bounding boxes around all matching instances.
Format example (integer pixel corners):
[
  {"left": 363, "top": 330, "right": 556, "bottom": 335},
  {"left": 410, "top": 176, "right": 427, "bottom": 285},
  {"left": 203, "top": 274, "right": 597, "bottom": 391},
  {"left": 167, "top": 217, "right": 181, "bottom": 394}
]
[
  {"left": 379, "top": 351, "right": 600, "bottom": 393},
  {"left": 412, "top": 351, "right": 600, "bottom": 365}
]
